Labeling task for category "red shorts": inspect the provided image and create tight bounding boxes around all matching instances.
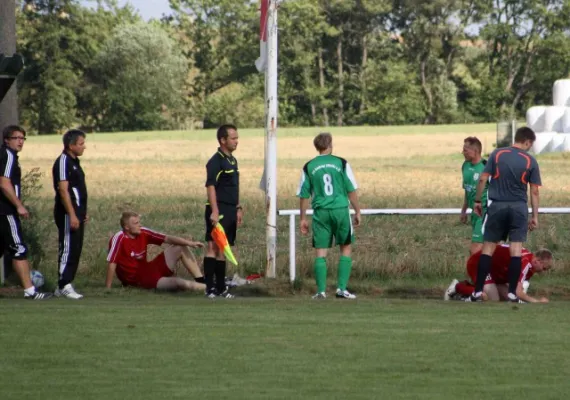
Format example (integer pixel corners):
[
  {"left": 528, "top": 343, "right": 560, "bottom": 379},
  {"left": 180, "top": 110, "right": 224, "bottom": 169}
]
[
  {"left": 466, "top": 257, "right": 495, "bottom": 285},
  {"left": 135, "top": 253, "right": 173, "bottom": 289}
]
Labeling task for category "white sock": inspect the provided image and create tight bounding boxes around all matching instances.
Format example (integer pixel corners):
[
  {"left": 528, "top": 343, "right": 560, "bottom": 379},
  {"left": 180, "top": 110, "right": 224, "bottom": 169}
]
[{"left": 24, "top": 286, "right": 36, "bottom": 296}]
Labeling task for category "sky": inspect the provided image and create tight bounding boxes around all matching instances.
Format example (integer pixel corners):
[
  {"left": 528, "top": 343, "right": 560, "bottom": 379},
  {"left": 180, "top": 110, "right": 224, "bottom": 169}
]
[{"left": 81, "top": 0, "right": 172, "bottom": 20}]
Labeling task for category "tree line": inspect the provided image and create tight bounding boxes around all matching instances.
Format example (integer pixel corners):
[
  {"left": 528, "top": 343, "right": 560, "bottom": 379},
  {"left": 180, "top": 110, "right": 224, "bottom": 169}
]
[{"left": 7, "top": 0, "right": 570, "bottom": 134}]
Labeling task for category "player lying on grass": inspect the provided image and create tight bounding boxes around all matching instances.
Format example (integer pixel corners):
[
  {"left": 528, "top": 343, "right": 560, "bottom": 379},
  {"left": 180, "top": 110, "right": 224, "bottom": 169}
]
[
  {"left": 444, "top": 244, "right": 553, "bottom": 303},
  {"left": 106, "top": 211, "right": 206, "bottom": 292}
]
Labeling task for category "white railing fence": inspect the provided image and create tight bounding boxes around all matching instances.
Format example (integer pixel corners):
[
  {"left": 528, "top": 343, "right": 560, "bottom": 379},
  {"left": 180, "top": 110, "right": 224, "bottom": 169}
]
[{"left": 278, "top": 207, "right": 570, "bottom": 282}]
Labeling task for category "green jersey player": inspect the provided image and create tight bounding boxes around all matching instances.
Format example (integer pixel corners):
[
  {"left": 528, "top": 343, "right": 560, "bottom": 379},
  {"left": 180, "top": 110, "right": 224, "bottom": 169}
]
[
  {"left": 460, "top": 136, "right": 488, "bottom": 255},
  {"left": 297, "top": 133, "right": 361, "bottom": 299}
]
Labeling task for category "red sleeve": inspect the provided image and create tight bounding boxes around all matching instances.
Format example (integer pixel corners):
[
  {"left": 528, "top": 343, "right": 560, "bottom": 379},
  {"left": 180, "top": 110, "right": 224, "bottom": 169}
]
[
  {"left": 519, "top": 255, "right": 534, "bottom": 283},
  {"left": 141, "top": 227, "right": 166, "bottom": 246},
  {"left": 107, "top": 232, "right": 124, "bottom": 263}
]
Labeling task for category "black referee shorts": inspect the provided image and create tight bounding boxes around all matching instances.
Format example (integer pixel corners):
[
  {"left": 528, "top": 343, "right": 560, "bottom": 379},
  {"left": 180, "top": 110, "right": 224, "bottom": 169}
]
[
  {"left": 0, "top": 214, "right": 28, "bottom": 260},
  {"left": 205, "top": 203, "right": 237, "bottom": 246},
  {"left": 482, "top": 201, "right": 528, "bottom": 243}
]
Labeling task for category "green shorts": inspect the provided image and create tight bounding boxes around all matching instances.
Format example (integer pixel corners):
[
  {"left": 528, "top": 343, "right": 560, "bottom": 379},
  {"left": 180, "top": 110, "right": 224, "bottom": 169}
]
[
  {"left": 471, "top": 214, "right": 483, "bottom": 243},
  {"left": 312, "top": 208, "right": 354, "bottom": 249}
]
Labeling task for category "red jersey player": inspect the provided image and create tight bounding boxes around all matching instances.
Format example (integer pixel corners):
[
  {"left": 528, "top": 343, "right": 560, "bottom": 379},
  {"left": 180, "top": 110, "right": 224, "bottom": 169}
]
[
  {"left": 106, "top": 211, "right": 206, "bottom": 292},
  {"left": 445, "top": 244, "right": 553, "bottom": 303}
]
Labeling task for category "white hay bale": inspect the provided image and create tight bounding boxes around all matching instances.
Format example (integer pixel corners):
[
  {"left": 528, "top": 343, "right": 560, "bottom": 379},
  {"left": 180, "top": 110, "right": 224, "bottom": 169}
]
[
  {"left": 543, "top": 106, "right": 566, "bottom": 132},
  {"left": 561, "top": 108, "right": 570, "bottom": 133},
  {"left": 531, "top": 132, "right": 556, "bottom": 155},
  {"left": 560, "top": 134, "right": 570, "bottom": 152},
  {"left": 547, "top": 133, "right": 566, "bottom": 152},
  {"left": 526, "top": 106, "right": 546, "bottom": 132},
  {"left": 553, "top": 79, "right": 570, "bottom": 106}
]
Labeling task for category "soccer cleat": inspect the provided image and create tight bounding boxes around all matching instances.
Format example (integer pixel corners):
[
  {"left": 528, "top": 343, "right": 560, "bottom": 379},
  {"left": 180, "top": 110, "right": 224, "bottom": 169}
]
[
  {"left": 522, "top": 281, "right": 530, "bottom": 294},
  {"left": 205, "top": 288, "right": 218, "bottom": 298},
  {"left": 218, "top": 290, "right": 235, "bottom": 299},
  {"left": 312, "top": 292, "right": 326, "bottom": 299},
  {"left": 24, "top": 291, "right": 53, "bottom": 300},
  {"left": 465, "top": 294, "right": 483, "bottom": 302},
  {"left": 336, "top": 289, "right": 356, "bottom": 299},
  {"left": 444, "top": 279, "right": 459, "bottom": 301},
  {"left": 54, "top": 284, "right": 83, "bottom": 300},
  {"left": 507, "top": 293, "right": 525, "bottom": 304}
]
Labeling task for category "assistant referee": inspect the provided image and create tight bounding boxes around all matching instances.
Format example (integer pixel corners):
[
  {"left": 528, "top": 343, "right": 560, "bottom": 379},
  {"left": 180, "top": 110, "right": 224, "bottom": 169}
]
[{"left": 203, "top": 124, "right": 243, "bottom": 298}]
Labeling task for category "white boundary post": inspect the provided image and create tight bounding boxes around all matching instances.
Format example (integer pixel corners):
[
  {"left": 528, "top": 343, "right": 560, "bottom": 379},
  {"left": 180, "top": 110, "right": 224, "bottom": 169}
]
[
  {"left": 279, "top": 207, "right": 570, "bottom": 282},
  {"left": 289, "top": 214, "right": 295, "bottom": 282}
]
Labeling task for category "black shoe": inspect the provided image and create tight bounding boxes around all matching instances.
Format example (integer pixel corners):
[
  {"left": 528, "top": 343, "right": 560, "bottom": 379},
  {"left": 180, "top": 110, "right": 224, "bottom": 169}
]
[
  {"left": 508, "top": 294, "right": 525, "bottom": 304},
  {"left": 465, "top": 294, "right": 483, "bottom": 302},
  {"left": 218, "top": 287, "right": 235, "bottom": 299},
  {"left": 24, "top": 291, "right": 53, "bottom": 300},
  {"left": 205, "top": 288, "right": 218, "bottom": 298}
]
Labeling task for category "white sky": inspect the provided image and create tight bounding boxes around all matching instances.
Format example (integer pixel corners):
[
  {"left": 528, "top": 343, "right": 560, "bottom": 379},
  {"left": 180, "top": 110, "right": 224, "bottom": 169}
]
[{"left": 81, "top": 0, "right": 172, "bottom": 20}]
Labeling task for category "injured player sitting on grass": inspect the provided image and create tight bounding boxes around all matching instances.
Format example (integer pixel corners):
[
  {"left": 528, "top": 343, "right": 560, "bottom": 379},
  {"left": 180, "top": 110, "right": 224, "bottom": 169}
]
[
  {"left": 444, "top": 244, "right": 553, "bottom": 303},
  {"left": 106, "top": 211, "right": 206, "bottom": 292}
]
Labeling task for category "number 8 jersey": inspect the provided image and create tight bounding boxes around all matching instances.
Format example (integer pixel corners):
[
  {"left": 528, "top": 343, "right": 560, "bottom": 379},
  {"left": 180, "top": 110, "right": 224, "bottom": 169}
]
[{"left": 296, "top": 154, "right": 358, "bottom": 210}]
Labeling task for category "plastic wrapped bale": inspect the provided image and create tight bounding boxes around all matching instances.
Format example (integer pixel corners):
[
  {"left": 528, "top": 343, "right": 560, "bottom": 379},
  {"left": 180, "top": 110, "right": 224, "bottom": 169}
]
[
  {"left": 531, "top": 132, "right": 556, "bottom": 155},
  {"left": 543, "top": 106, "right": 566, "bottom": 132},
  {"left": 547, "top": 133, "right": 566, "bottom": 152},
  {"left": 553, "top": 79, "right": 570, "bottom": 106},
  {"left": 560, "top": 134, "right": 570, "bottom": 152},
  {"left": 526, "top": 106, "right": 546, "bottom": 133}
]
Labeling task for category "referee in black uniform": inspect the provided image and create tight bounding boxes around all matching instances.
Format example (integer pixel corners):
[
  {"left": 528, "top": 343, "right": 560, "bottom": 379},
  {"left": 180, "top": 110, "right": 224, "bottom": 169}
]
[
  {"left": 52, "top": 129, "right": 88, "bottom": 299},
  {"left": 0, "top": 125, "right": 51, "bottom": 299},
  {"left": 204, "top": 124, "right": 243, "bottom": 298}
]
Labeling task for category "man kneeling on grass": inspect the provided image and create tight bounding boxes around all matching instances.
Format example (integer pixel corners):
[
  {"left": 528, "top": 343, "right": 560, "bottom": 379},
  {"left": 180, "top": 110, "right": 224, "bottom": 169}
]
[
  {"left": 444, "top": 244, "right": 553, "bottom": 303},
  {"left": 106, "top": 211, "right": 206, "bottom": 292}
]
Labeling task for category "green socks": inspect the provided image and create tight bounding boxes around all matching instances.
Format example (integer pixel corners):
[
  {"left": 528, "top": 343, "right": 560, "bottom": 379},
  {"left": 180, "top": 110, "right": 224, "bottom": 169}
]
[
  {"left": 337, "top": 255, "right": 352, "bottom": 291},
  {"left": 314, "top": 257, "right": 327, "bottom": 293}
]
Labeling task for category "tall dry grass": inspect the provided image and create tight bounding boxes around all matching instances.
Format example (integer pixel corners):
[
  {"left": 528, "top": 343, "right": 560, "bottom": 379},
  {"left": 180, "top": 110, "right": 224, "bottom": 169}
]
[{"left": 12, "top": 126, "right": 570, "bottom": 287}]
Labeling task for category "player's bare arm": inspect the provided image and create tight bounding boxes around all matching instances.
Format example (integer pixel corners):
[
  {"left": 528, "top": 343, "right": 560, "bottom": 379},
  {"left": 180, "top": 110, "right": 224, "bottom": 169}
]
[
  {"left": 105, "top": 262, "right": 117, "bottom": 288},
  {"left": 300, "top": 198, "right": 310, "bottom": 235},
  {"left": 0, "top": 176, "right": 28, "bottom": 218},
  {"left": 460, "top": 192, "right": 468, "bottom": 224},
  {"left": 473, "top": 172, "right": 490, "bottom": 217},
  {"left": 57, "top": 180, "right": 80, "bottom": 230},
  {"left": 348, "top": 190, "right": 361, "bottom": 227},
  {"left": 516, "top": 281, "right": 548, "bottom": 303},
  {"left": 529, "top": 184, "right": 540, "bottom": 231},
  {"left": 206, "top": 185, "right": 219, "bottom": 224},
  {"left": 164, "top": 235, "right": 204, "bottom": 248}
]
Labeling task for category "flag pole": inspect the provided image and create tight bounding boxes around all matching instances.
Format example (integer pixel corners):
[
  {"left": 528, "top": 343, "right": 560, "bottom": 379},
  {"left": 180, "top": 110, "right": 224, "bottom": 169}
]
[{"left": 264, "top": 0, "right": 278, "bottom": 278}]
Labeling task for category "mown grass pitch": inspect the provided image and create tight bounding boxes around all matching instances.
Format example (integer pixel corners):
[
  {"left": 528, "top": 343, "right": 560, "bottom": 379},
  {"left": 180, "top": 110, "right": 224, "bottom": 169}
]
[{"left": 1, "top": 294, "right": 569, "bottom": 400}]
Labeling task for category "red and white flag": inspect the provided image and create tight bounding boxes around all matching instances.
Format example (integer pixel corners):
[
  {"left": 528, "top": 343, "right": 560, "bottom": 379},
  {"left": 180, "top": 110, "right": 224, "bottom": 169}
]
[{"left": 255, "top": 0, "right": 270, "bottom": 72}]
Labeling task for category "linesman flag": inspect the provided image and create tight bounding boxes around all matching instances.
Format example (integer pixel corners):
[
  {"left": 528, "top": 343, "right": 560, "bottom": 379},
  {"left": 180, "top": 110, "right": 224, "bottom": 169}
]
[
  {"left": 255, "top": 0, "right": 270, "bottom": 72},
  {"left": 211, "top": 219, "right": 238, "bottom": 266}
]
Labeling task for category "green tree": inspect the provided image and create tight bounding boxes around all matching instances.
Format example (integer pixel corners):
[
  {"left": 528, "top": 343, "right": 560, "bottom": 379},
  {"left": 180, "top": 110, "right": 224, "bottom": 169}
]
[{"left": 89, "top": 22, "right": 188, "bottom": 131}]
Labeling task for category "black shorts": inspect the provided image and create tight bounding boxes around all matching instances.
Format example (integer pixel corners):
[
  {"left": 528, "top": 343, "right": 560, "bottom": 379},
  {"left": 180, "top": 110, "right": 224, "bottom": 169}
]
[
  {"left": 0, "top": 214, "right": 28, "bottom": 260},
  {"left": 482, "top": 201, "right": 528, "bottom": 243},
  {"left": 205, "top": 203, "right": 237, "bottom": 246}
]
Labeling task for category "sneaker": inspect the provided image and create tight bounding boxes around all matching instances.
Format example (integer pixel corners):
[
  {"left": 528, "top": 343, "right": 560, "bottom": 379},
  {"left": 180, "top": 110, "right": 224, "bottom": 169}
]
[
  {"left": 312, "top": 292, "right": 326, "bottom": 299},
  {"left": 336, "top": 289, "right": 356, "bottom": 299},
  {"left": 205, "top": 288, "right": 218, "bottom": 298},
  {"left": 55, "top": 284, "right": 83, "bottom": 299},
  {"left": 24, "top": 291, "right": 53, "bottom": 300},
  {"left": 444, "top": 279, "right": 459, "bottom": 301},
  {"left": 522, "top": 281, "right": 530, "bottom": 294}
]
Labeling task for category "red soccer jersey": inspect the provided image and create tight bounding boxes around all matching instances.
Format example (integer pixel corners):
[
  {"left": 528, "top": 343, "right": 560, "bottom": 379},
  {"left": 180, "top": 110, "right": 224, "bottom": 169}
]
[
  {"left": 107, "top": 228, "right": 166, "bottom": 286},
  {"left": 489, "top": 244, "right": 535, "bottom": 284}
]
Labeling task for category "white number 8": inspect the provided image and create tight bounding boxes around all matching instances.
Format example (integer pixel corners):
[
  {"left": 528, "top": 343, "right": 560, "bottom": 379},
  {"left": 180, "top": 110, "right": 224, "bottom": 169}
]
[{"left": 323, "top": 174, "right": 333, "bottom": 196}]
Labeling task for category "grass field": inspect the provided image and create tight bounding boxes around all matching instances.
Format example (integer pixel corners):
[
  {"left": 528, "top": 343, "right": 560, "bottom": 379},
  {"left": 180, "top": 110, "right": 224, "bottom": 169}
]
[
  {"left": 3, "top": 124, "right": 570, "bottom": 399},
  {"left": 1, "top": 295, "right": 570, "bottom": 399},
  {"left": 4, "top": 122, "right": 570, "bottom": 296}
]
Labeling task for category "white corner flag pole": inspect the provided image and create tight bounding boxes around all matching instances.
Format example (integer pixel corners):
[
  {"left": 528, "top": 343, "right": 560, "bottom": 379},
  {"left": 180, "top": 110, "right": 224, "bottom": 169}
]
[{"left": 264, "top": 0, "right": 278, "bottom": 278}]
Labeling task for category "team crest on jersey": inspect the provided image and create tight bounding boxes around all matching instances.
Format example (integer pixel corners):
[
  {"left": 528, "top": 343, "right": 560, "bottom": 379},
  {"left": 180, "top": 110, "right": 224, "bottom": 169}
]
[{"left": 473, "top": 173, "right": 479, "bottom": 180}]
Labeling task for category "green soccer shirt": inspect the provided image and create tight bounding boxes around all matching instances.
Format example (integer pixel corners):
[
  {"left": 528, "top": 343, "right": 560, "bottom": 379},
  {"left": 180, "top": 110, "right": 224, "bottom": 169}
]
[
  {"left": 462, "top": 159, "right": 487, "bottom": 209},
  {"left": 296, "top": 154, "right": 357, "bottom": 210}
]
